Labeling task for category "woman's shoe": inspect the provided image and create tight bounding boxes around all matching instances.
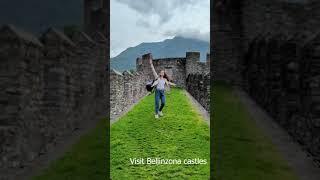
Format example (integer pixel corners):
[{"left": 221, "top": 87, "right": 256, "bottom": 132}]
[
  {"left": 159, "top": 111, "right": 163, "bottom": 116},
  {"left": 155, "top": 114, "right": 159, "bottom": 119}
]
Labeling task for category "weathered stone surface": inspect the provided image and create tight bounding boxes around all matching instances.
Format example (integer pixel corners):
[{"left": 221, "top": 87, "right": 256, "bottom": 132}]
[
  {"left": 0, "top": 24, "right": 107, "bottom": 173},
  {"left": 111, "top": 51, "right": 210, "bottom": 118},
  {"left": 241, "top": 32, "right": 320, "bottom": 165},
  {"left": 213, "top": 0, "right": 320, "bottom": 165},
  {"left": 186, "top": 73, "right": 210, "bottom": 111},
  {"left": 84, "top": 0, "right": 108, "bottom": 37}
]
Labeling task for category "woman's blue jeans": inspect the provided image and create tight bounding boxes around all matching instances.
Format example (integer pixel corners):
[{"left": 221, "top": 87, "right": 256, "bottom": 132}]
[{"left": 155, "top": 89, "right": 165, "bottom": 114}]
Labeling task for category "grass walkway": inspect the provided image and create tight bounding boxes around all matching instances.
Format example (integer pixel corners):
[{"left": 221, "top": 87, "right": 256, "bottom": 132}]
[
  {"left": 32, "top": 120, "right": 107, "bottom": 180},
  {"left": 213, "top": 83, "right": 298, "bottom": 180},
  {"left": 30, "top": 84, "right": 298, "bottom": 180},
  {"left": 111, "top": 88, "right": 210, "bottom": 179}
]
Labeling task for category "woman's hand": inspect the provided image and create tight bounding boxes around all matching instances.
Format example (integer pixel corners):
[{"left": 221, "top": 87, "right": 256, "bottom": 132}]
[
  {"left": 170, "top": 82, "right": 177, "bottom": 86},
  {"left": 166, "top": 79, "right": 176, "bottom": 87}
]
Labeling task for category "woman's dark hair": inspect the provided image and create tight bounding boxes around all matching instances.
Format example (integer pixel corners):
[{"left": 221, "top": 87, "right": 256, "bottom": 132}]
[{"left": 163, "top": 72, "right": 171, "bottom": 82}]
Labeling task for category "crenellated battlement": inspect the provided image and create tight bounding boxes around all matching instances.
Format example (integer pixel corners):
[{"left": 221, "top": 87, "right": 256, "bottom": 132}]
[
  {"left": 110, "top": 51, "right": 210, "bottom": 119},
  {"left": 0, "top": 25, "right": 107, "bottom": 52},
  {"left": 0, "top": 24, "right": 108, "bottom": 173},
  {"left": 0, "top": 0, "right": 109, "bottom": 177},
  {"left": 135, "top": 52, "right": 210, "bottom": 82},
  {"left": 213, "top": 0, "right": 320, "bottom": 166}
]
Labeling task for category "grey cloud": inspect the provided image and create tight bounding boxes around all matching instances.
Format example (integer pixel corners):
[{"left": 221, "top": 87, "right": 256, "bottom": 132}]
[
  {"left": 136, "top": 19, "right": 152, "bottom": 28},
  {"left": 116, "top": 0, "right": 196, "bottom": 24},
  {"left": 164, "top": 29, "right": 210, "bottom": 42}
]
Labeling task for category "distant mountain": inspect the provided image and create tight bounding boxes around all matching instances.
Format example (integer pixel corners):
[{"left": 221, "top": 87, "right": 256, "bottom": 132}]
[
  {"left": 0, "top": 0, "right": 82, "bottom": 34},
  {"left": 111, "top": 36, "right": 210, "bottom": 71}
]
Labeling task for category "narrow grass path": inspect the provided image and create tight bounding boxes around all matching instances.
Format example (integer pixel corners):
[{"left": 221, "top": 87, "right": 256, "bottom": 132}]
[
  {"left": 111, "top": 88, "right": 210, "bottom": 179},
  {"left": 31, "top": 120, "right": 107, "bottom": 180},
  {"left": 213, "top": 83, "right": 298, "bottom": 180}
]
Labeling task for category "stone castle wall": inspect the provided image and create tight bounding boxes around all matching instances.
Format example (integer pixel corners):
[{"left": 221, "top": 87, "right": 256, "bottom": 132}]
[
  {"left": 185, "top": 52, "right": 210, "bottom": 111},
  {"left": 213, "top": 0, "right": 320, "bottom": 165},
  {"left": 243, "top": 33, "right": 320, "bottom": 165},
  {"left": 186, "top": 52, "right": 210, "bottom": 77},
  {"left": 84, "top": 0, "right": 108, "bottom": 37},
  {"left": 150, "top": 58, "right": 186, "bottom": 88},
  {"left": 110, "top": 52, "right": 210, "bottom": 118},
  {"left": 110, "top": 69, "right": 147, "bottom": 119},
  {"left": 0, "top": 25, "right": 107, "bottom": 172},
  {"left": 186, "top": 73, "right": 210, "bottom": 111},
  {"left": 213, "top": 0, "right": 320, "bottom": 84}
]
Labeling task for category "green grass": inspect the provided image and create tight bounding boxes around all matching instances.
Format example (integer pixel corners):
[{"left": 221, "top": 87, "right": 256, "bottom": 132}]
[
  {"left": 213, "top": 83, "right": 298, "bottom": 180},
  {"left": 111, "top": 88, "right": 210, "bottom": 179},
  {"left": 32, "top": 120, "right": 107, "bottom": 180},
  {"left": 31, "top": 84, "right": 296, "bottom": 180}
]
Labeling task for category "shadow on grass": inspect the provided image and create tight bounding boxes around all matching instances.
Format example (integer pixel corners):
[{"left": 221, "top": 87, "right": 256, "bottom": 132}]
[
  {"left": 111, "top": 88, "right": 210, "bottom": 179},
  {"left": 212, "top": 84, "right": 298, "bottom": 180},
  {"left": 32, "top": 119, "right": 107, "bottom": 180}
]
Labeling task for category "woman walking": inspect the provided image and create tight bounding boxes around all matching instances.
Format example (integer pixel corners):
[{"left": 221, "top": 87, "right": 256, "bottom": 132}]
[{"left": 148, "top": 54, "right": 176, "bottom": 119}]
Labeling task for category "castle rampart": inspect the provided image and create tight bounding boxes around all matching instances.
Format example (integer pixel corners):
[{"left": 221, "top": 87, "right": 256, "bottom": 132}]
[
  {"left": 0, "top": 24, "right": 107, "bottom": 173},
  {"left": 110, "top": 52, "right": 210, "bottom": 118},
  {"left": 213, "top": 0, "right": 320, "bottom": 165}
]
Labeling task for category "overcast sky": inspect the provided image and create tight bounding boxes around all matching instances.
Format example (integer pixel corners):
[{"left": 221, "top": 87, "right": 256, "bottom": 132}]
[{"left": 110, "top": 0, "right": 210, "bottom": 57}]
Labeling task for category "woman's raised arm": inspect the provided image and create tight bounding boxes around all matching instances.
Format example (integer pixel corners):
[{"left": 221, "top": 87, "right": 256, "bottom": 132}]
[{"left": 149, "top": 55, "right": 158, "bottom": 79}]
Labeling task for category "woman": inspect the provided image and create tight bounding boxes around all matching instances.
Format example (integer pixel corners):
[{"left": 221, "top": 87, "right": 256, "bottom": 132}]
[{"left": 148, "top": 54, "right": 176, "bottom": 119}]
